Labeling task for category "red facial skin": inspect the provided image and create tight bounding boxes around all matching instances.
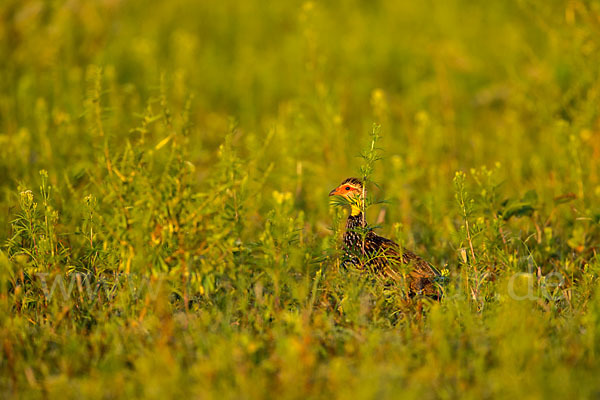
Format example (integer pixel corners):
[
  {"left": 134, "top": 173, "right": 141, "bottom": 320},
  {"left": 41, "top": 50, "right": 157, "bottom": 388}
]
[{"left": 328, "top": 184, "right": 361, "bottom": 198}]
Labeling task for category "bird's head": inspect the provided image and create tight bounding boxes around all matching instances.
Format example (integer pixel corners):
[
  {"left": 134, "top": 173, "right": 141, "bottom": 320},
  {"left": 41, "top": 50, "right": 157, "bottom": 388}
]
[{"left": 329, "top": 177, "right": 364, "bottom": 215}]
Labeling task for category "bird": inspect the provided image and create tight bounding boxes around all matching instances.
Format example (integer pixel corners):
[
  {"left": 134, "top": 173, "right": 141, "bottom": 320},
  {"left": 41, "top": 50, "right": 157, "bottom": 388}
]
[{"left": 329, "top": 177, "right": 441, "bottom": 297}]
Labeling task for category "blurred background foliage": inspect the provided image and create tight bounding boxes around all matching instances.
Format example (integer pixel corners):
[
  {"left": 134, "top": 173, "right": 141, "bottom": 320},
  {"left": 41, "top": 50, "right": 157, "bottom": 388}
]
[{"left": 1, "top": 0, "right": 600, "bottom": 398}]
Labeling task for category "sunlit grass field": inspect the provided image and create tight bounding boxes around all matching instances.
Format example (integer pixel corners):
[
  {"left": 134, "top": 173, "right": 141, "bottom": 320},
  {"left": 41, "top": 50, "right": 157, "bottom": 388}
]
[{"left": 2, "top": 0, "right": 600, "bottom": 398}]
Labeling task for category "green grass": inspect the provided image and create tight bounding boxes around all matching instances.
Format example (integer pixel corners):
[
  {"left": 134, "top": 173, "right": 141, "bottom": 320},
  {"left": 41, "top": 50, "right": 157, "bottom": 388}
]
[{"left": 1, "top": 0, "right": 600, "bottom": 398}]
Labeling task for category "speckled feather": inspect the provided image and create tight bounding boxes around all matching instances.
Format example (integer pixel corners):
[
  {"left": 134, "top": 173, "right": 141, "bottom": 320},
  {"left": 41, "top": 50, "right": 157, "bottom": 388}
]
[{"left": 343, "top": 213, "right": 440, "bottom": 296}]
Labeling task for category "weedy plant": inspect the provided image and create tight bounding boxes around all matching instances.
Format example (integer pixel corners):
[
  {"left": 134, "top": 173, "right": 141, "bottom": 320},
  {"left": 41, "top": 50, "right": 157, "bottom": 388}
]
[{"left": 328, "top": 124, "right": 384, "bottom": 263}]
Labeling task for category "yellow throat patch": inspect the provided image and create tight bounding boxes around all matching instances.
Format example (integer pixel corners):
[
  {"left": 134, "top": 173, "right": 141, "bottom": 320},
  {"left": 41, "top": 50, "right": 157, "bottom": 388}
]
[{"left": 350, "top": 204, "right": 362, "bottom": 216}]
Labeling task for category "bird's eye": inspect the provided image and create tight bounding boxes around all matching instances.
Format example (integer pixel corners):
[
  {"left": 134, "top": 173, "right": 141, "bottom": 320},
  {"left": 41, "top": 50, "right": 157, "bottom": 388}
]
[{"left": 345, "top": 186, "right": 351, "bottom": 190}]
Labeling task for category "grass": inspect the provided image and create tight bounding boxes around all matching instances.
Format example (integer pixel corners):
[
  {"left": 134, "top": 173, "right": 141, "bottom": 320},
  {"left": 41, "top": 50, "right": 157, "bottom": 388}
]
[{"left": 1, "top": 0, "right": 600, "bottom": 398}]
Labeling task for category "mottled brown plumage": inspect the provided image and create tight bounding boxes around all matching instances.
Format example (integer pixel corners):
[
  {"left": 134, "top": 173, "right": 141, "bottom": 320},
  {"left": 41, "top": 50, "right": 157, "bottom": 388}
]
[{"left": 330, "top": 178, "right": 441, "bottom": 297}]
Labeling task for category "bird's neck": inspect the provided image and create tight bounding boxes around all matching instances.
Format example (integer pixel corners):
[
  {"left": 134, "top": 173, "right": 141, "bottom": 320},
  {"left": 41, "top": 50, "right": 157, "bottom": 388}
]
[{"left": 346, "top": 212, "right": 366, "bottom": 229}]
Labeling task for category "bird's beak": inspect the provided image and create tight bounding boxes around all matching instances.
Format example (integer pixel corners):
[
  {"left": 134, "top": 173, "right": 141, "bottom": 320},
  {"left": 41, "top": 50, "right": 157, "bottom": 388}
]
[{"left": 329, "top": 188, "right": 338, "bottom": 196}]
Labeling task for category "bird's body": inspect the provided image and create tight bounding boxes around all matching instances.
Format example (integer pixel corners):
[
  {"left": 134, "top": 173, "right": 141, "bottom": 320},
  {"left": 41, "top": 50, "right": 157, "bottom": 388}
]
[{"left": 330, "top": 178, "right": 441, "bottom": 297}]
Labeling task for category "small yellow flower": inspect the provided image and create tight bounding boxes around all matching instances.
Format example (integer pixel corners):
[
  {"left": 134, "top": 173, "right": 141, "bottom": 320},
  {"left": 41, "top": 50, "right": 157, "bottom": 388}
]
[
  {"left": 273, "top": 190, "right": 292, "bottom": 205},
  {"left": 20, "top": 190, "right": 34, "bottom": 209},
  {"left": 415, "top": 110, "right": 429, "bottom": 125},
  {"left": 302, "top": 1, "right": 314, "bottom": 12},
  {"left": 371, "top": 88, "right": 385, "bottom": 103},
  {"left": 580, "top": 129, "right": 591, "bottom": 141}
]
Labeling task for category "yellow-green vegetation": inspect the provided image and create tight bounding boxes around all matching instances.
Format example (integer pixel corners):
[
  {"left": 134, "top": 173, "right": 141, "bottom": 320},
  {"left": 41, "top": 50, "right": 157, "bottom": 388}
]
[{"left": 2, "top": 0, "right": 600, "bottom": 398}]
